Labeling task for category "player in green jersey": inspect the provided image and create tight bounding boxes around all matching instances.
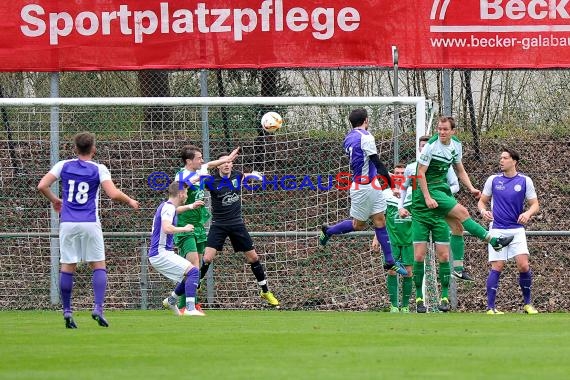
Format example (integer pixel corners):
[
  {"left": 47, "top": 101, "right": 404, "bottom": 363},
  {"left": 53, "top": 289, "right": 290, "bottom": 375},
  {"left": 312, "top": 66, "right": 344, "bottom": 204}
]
[
  {"left": 373, "top": 164, "right": 414, "bottom": 313},
  {"left": 414, "top": 136, "right": 474, "bottom": 282},
  {"left": 400, "top": 148, "right": 452, "bottom": 313},
  {"left": 413, "top": 117, "right": 514, "bottom": 306}
]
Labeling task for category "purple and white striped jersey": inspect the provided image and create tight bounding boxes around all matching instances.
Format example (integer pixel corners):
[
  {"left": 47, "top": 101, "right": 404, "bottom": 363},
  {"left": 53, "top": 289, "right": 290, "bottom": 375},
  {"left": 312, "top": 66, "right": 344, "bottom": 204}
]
[
  {"left": 49, "top": 159, "right": 111, "bottom": 223},
  {"left": 482, "top": 173, "right": 537, "bottom": 229},
  {"left": 343, "top": 129, "right": 377, "bottom": 183},
  {"left": 148, "top": 201, "right": 176, "bottom": 257}
]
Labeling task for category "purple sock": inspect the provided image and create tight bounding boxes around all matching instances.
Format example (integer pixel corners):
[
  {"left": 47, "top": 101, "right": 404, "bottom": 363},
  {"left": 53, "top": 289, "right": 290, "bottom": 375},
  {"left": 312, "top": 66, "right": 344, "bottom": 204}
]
[
  {"left": 519, "top": 270, "right": 532, "bottom": 305},
  {"left": 375, "top": 227, "right": 395, "bottom": 264},
  {"left": 60, "top": 271, "right": 74, "bottom": 316},
  {"left": 184, "top": 267, "right": 199, "bottom": 298},
  {"left": 174, "top": 279, "right": 186, "bottom": 296},
  {"left": 92, "top": 268, "right": 107, "bottom": 313},
  {"left": 326, "top": 220, "right": 354, "bottom": 236},
  {"left": 486, "top": 269, "right": 501, "bottom": 309}
]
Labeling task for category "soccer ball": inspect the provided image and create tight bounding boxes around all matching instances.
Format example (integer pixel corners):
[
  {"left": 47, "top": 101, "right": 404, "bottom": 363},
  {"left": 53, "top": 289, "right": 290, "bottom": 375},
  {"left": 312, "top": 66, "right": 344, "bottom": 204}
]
[{"left": 261, "top": 112, "right": 283, "bottom": 133}]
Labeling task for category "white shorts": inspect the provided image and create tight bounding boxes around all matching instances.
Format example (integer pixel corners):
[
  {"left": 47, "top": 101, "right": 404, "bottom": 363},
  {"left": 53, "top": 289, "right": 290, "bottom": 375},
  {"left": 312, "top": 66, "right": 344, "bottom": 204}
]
[
  {"left": 349, "top": 179, "right": 387, "bottom": 221},
  {"left": 488, "top": 227, "right": 529, "bottom": 262},
  {"left": 59, "top": 222, "right": 105, "bottom": 264},
  {"left": 149, "top": 249, "right": 191, "bottom": 283}
]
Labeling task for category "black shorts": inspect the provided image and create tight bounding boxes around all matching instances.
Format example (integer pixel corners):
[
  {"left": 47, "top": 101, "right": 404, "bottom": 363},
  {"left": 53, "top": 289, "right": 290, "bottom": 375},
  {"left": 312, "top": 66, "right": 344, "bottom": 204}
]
[{"left": 206, "top": 223, "right": 254, "bottom": 252}]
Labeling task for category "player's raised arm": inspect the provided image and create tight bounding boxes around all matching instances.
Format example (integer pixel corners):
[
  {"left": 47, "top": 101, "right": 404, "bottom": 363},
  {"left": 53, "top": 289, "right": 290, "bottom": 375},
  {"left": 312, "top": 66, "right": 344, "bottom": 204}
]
[
  {"left": 205, "top": 146, "right": 240, "bottom": 169},
  {"left": 243, "top": 170, "right": 263, "bottom": 181}
]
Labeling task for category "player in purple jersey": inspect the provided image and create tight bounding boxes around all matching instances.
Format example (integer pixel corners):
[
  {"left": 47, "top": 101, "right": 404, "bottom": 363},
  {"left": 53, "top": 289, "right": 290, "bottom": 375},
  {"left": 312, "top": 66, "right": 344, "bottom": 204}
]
[
  {"left": 478, "top": 148, "right": 540, "bottom": 315},
  {"left": 37, "top": 132, "right": 139, "bottom": 329},
  {"left": 149, "top": 181, "right": 205, "bottom": 317},
  {"left": 319, "top": 108, "right": 407, "bottom": 276}
]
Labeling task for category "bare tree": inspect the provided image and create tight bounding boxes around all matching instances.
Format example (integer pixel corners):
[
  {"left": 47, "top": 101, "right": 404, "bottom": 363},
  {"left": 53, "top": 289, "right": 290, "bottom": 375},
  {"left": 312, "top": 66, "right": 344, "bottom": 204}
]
[
  {"left": 462, "top": 70, "right": 481, "bottom": 159},
  {"left": 138, "top": 70, "right": 173, "bottom": 129}
]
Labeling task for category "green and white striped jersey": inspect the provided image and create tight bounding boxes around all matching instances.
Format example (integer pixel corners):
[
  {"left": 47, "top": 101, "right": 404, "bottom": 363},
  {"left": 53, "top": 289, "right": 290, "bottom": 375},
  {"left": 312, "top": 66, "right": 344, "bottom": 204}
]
[{"left": 417, "top": 135, "right": 462, "bottom": 184}]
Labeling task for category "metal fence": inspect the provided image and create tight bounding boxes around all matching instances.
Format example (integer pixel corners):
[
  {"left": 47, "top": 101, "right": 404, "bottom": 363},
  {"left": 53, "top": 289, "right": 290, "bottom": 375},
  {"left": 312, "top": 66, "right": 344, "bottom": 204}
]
[
  {"left": 0, "top": 68, "right": 569, "bottom": 312},
  {"left": 1, "top": 231, "right": 569, "bottom": 312}
]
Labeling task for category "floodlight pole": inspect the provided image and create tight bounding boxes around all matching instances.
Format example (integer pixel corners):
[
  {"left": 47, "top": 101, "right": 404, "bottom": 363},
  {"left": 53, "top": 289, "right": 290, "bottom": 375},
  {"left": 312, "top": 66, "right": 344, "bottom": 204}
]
[{"left": 392, "top": 46, "right": 399, "bottom": 165}]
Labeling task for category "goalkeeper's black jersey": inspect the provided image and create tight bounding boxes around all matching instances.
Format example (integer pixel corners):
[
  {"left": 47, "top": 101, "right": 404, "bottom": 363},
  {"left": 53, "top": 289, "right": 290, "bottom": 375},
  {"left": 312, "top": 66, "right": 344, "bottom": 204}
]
[{"left": 205, "top": 170, "right": 243, "bottom": 226}]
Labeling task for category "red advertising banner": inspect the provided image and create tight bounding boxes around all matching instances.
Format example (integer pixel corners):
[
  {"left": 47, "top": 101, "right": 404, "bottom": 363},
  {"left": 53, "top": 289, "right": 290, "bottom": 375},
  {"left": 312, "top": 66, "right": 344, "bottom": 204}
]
[{"left": 0, "top": 0, "right": 569, "bottom": 71}]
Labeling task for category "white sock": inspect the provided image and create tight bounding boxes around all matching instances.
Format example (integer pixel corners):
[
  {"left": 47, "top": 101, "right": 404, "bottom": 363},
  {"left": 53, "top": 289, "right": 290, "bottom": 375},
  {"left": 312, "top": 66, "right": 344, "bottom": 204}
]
[{"left": 185, "top": 297, "right": 196, "bottom": 310}]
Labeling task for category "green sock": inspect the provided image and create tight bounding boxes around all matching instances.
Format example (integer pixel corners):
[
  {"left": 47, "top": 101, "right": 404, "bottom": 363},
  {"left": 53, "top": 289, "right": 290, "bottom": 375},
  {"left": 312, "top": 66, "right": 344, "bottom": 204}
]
[
  {"left": 450, "top": 234, "right": 465, "bottom": 272},
  {"left": 439, "top": 261, "right": 451, "bottom": 299},
  {"left": 413, "top": 261, "right": 424, "bottom": 299},
  {"left": 461, "top": 218, "right": 489, "bottom": 241},
  {"left": 402, "top": 276, "right": 413, "bottom": 307},
  {"left": 387, "top": 274, "right": 398, "bottom": 307},
  {"left": 177, "top": 293, "right": 186, "bottom": 309}
]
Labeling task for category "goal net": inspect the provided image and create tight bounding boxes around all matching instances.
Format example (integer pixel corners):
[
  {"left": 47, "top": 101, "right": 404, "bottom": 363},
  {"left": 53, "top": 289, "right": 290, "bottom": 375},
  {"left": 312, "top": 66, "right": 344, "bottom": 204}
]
[{"left": 0, "top": 96, "right": 428, "bottom": 311}]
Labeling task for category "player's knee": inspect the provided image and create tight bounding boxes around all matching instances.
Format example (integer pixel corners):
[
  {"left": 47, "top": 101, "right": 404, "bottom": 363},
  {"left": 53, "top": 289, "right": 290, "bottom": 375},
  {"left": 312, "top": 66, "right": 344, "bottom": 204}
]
[
  {"left": 517, "top": 259, "right": 530, "bottom": 272},
  {"left": 244, "top": 249, "right": 258, "bottom": 263},
  {"left": 203, "top": 248, "right": 216, "bottom": 263},
  {"left": 370, "top": 213, "right": 386, "bottom": 228},
  {"left": 449, "top": 222, "right": 464, "bottom": 235},
  {"left": 352, "top": 220, "right": 367, "bottom": 230},
  {"left": 413, "top": 250, "right": 426, "bottom": 261},
  {"left": 491, "top": 262, "right": 504, "bottom": 272},
  {"left": 450, "top": 204, "right": 470, "bottom": 220}
]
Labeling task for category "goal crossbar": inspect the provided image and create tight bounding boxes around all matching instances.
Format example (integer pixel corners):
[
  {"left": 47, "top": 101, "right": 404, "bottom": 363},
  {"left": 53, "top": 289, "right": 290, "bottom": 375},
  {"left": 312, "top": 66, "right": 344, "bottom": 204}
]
[
  {"left": 0, "top": 96, "right": 425, "bottom": 107},
  {"left": 0, "top": 95, "right": 427, "bottom": 152}
]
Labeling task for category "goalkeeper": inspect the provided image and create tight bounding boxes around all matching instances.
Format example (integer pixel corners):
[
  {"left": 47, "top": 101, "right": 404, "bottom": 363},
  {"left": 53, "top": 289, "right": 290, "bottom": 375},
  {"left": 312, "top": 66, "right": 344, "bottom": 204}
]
[
  {"left": 173, "top": 145, "right": 239, "bottom": 312},
  {"left": 198, "top": 154, "right": 280, "bottom": 307}
]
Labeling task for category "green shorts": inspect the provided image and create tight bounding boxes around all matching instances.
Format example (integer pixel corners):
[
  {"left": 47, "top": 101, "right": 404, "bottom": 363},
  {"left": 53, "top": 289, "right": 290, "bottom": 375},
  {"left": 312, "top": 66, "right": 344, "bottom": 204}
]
[
  {"left": 412, "top": 217, "right": 450, "bottom": 244},
  {"left": 413, "top": 182, "right": 458, "bottom": 218},
  {"left": 390, "top": 244, "right": 414, "bottom": 266},
  {"left": 174, "top": 231, "right": 207, "bottom": 257}
]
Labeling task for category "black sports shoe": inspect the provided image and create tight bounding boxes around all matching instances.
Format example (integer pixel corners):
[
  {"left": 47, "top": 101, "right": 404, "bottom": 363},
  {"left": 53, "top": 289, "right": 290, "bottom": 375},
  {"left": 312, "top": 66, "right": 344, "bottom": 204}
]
[
  {"left": 490, "top": 235, "right": 515, "bottom": 251},
  {"left": 438, "top": 297, "right": 451, "bottom": 312},
  {"left": 318, "top": 224, "right": 330, "bottom": 246},
  {"left": 452, "top": 270, "right": 475, "bottom": 282},
  {"left": 92, "top": 313, "right": 109, "bottom": 327},
  {"left": 416, "top": 298, "right": 427, "bottom": 313},
  {"left": 65, "top": 316, "right": 78, "bottom": 329}
]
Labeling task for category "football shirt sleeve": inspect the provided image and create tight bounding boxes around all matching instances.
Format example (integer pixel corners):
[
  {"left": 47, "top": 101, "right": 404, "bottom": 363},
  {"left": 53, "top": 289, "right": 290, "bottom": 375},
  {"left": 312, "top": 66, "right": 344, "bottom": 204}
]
[
  {"left": 525, "top": 176, "right": 538, "bottom": 200},
  {"left": 48, "top": 160, "right": 65, "bottom": 178},
  {"left": 98, "top": 164, "right": 112, "bottom": 183},
  {"left": 482, "top": 175, "right": 495, "bottom": 197},
  {"left": 454, "top": 141, "right": 463, "bottom": 163},
  {"left": 360, "top": 134, "right": 377, "bottom": 156},
  {"left": 161, "top": 203, "right": 176, "bottom": 224},
  {"left": 417, "top": 143, "right": 432, "bottom": 166}
]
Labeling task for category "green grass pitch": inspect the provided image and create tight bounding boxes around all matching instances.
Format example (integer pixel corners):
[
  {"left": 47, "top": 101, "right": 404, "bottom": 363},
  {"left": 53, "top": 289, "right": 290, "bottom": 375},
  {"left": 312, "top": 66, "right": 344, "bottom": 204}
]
[{"left": 1, "top": 310, "right": 569, "bottom": 379}]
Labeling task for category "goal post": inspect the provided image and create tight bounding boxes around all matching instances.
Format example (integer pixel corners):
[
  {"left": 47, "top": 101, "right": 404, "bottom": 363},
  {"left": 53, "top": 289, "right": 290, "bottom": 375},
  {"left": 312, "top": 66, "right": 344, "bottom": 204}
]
[{"left": 0, "top": 95, "right": 429, "bottom": 311}]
